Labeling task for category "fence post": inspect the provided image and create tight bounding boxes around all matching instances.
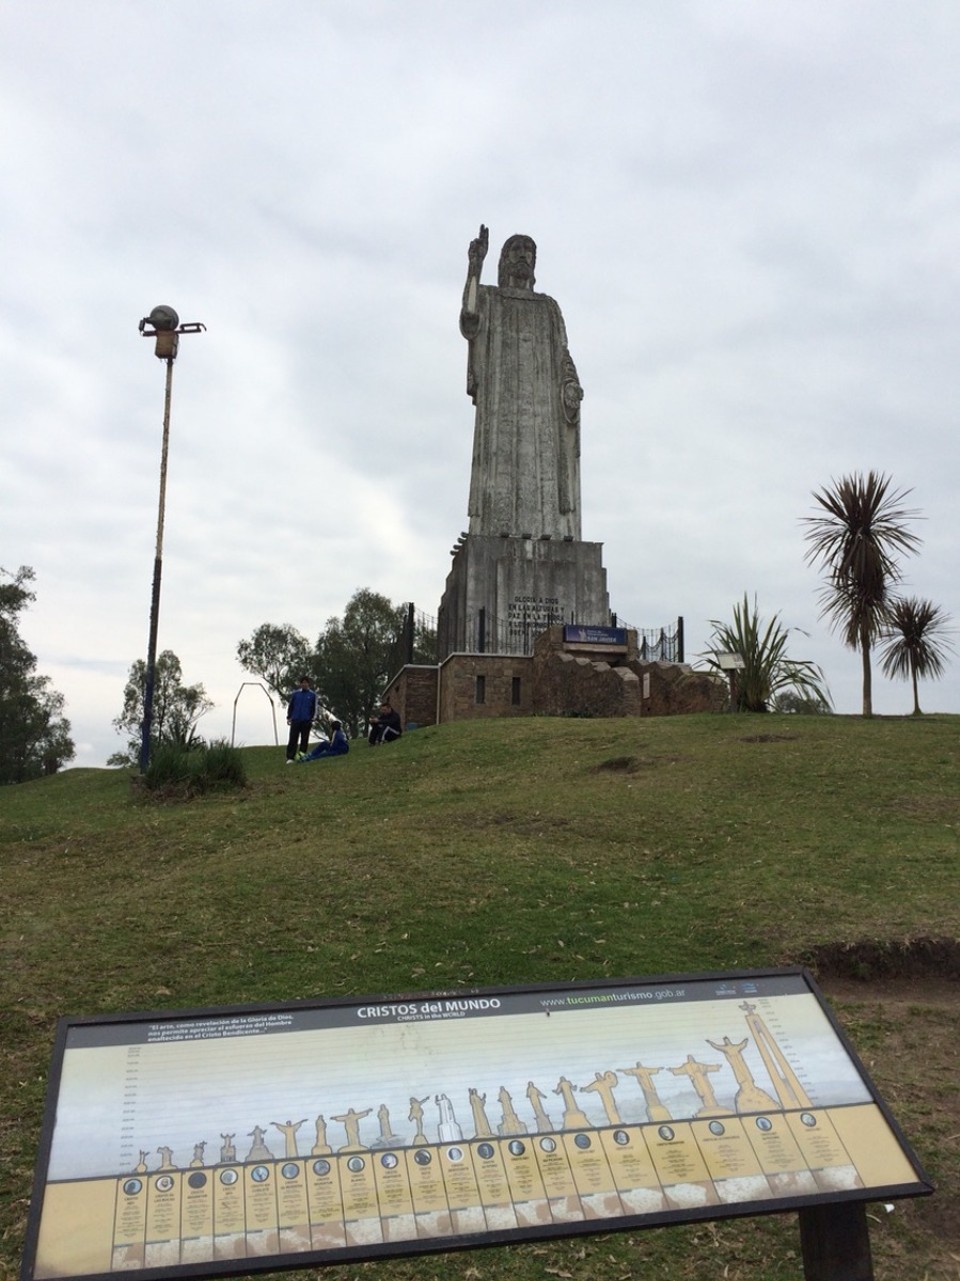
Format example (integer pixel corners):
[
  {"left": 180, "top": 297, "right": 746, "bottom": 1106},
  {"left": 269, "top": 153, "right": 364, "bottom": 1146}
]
[{"left": 405, "top": 602, "right": 415, "bottom": 665}]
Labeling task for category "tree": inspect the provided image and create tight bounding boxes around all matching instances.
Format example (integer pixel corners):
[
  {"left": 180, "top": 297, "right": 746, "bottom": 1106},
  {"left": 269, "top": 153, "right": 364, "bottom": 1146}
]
[
  {"left": 803, "top": 471, "right": 921, "bottom": 717},
  {"left": 769, "top": 691, "right": 832, "bottom": 715},
  {"left": 701, "top": 593, "right": 831, "bottom": 713},
  {"left": 109, "top": 650, "right": 213, "bottom": 766},
  {"left": 878, "top": 596, "right": 954, "bottom": 715},
  {"left": 314, "top": 589, "right": 405, "bottom": 738},
  {"left": 0, "top": 565, "right": 75, "bottom": 784},
  {"left": 236, "top": 623, "right": 313, "bottom": 706}
]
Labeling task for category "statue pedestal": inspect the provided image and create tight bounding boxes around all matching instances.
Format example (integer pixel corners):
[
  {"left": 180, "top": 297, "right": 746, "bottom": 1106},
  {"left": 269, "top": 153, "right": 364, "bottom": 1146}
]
[{"left": 438, "top": 535, "right": 610, "bottom": 658}]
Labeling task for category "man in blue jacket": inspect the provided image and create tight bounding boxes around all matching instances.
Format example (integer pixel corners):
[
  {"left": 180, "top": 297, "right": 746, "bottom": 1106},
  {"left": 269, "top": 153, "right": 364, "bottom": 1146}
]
[
  {"left": 286, "top": 675, "right": 318, "bottom": 762},
  {"left": 296, "top": 721, "right": 349, "bottom": 762}
]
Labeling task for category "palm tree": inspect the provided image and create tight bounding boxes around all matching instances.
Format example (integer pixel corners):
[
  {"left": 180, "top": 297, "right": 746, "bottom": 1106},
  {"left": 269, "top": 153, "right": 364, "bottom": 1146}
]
[
  {"left": 878, "top": 597, "right": 954, "bottom": 715},
  {"left": 702, "top": 594, "right": 831, "bottom": 713},
  {"left": 803, "top": 471, "right": 921, "bottom": 717}
]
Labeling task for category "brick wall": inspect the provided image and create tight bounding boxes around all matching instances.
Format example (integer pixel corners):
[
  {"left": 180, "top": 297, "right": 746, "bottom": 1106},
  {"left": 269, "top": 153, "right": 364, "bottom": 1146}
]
[
  {"left": 384, "top": 665, "right": 439, "bottom": 728},
  {"left": 438, "top": 654, "right": 534, "bottom": 722},
  {"left": 385, "top": 641, "right": 725, "bottom": 727}
]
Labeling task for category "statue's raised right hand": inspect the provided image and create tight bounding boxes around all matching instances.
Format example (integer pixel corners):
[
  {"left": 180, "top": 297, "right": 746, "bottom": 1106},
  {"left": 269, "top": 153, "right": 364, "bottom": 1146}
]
[{"left": 468, "top": 223, "right": 489, "bottom": 268}]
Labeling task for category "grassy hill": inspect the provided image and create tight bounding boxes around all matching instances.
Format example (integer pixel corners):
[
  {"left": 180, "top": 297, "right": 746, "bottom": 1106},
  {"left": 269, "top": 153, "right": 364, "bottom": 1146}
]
[{"left": 3, "top": 713, "right": 958, "bottom": 1280}]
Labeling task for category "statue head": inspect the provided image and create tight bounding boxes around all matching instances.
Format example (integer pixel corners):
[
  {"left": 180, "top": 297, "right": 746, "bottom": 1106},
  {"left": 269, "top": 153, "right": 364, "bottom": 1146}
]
[{"left": 498, "top": 235, "right": 537, "bottom": 289}]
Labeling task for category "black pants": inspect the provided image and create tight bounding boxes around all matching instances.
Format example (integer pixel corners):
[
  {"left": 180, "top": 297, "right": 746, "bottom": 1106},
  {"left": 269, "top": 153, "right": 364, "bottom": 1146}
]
[
  {"left": 287, "top": 719, "right": 312, "bottom": 759},
  {"left": 368, "top": 725, "right": 401, "bottom": 746}
]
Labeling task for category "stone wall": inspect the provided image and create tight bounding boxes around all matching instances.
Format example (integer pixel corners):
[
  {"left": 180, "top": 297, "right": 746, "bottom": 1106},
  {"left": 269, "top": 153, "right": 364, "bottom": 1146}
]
[
  {"left": 384, "top": 635, "right": 726, "bottom": 729},
  {"left": 633, "top": 661, "right": 728, "bottom": 716},
  {"left": 533, "top": 649, "right": 643, "bottom": 718},
  {"left": 383, "top": 665, "right": 438, "bottom": 729},
  {"left": 437, "top": 653, "right": 534, "bottom": 722}
]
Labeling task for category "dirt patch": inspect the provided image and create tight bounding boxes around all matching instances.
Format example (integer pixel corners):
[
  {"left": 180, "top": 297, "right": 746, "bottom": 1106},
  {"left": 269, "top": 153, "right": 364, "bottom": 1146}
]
[
  {"left": 886, "top": 795, "right": 960, "bottom": 821},
  {"left": 807, "top": 938, "right": 960, "bottom": 1277},
  {"left": 804, "top": 935, "right": 960, "bottom": 983},
  {"left": 470, "top": 812, "right": 573, "bottom": 833},
  {"left": 592, "top": 755, "right": 680, "bottom": 773},
  {"left": 739, "top": 733, "right": 800, "bottom": 744},
  {"left": 594, "top": 755, "right": 640, "bottom": 773},
  {"left": 821, "top": 973, "right": 960, "bottom": 1007}
]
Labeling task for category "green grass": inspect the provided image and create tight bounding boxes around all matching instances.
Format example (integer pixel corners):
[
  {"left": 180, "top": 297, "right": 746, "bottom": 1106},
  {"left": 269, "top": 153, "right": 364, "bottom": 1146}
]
[{"left": 2, "top": 713, "right": 958, "bottom": 1281}]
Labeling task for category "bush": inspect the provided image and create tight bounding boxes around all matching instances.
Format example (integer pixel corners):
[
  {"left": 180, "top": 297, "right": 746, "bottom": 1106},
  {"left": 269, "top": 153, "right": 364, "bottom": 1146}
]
[
  {"left": 200, "top": 738, "right": 247, "bottom": 790},
  {"left": 142, "top": 738, "right": 246, "bottom": 798},
  {"left": 701, "top": 593, "right": 831, "bottom": 713},
  {"left": 143, "top": 742, "right": 194, "bottom": 791}
]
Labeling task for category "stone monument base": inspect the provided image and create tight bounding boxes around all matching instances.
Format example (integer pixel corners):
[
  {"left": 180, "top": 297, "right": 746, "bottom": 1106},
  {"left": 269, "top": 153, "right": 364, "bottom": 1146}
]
[
  {"left": 437, "top": 535, "right": 610, "bottom": 659},
  {"left": 383, "top": 627, "right": 723, "bottom": 728}
]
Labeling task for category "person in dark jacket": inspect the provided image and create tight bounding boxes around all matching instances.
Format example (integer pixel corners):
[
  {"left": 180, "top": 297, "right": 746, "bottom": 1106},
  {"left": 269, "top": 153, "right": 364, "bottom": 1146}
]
[
  {"left": 286, "top": 675, "right": 318, "bottom": 761},
  {"left": 297, "top": 721, "right": 349, "bottom": 762},
  {"left": 368, "top": 701, "right": 402, "bottom": 746}
]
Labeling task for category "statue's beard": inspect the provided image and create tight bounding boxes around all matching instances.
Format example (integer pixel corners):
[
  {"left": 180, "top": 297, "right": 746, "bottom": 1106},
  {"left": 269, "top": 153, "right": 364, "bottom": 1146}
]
[{"left": 502, "top": 261, "right": 535, "bottom": 288}]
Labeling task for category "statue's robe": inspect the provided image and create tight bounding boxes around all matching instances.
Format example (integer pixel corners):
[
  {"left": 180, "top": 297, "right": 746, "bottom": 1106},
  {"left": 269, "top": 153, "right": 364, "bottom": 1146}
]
[{"left": 461, "top": 284, "right": 581, "bottom": 540}]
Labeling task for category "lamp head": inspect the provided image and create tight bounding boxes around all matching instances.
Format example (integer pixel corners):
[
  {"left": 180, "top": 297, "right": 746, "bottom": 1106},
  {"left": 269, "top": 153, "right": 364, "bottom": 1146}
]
[{"left": 148, "top": 305, "right": 180, "bottom": 332}]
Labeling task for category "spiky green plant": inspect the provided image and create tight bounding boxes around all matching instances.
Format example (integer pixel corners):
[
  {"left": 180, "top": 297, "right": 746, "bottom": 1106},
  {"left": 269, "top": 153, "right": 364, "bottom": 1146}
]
[
  {"left": 803, "top": 471, "right": 921, "bottom": 716},
  {"left": 701, "top": 593, "right": 831, "bottom": 713},
  {"left": 878, "top": 596, "right": 954, "bottom": 714},
  {"left": 142, "top": 738, "right": 246, "bottom": 797}
]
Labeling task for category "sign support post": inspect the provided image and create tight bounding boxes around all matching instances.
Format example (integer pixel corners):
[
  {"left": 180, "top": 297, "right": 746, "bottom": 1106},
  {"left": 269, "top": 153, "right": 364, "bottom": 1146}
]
[{"left": 799, "top": 1200, "right": 874, "bottom": 1280}]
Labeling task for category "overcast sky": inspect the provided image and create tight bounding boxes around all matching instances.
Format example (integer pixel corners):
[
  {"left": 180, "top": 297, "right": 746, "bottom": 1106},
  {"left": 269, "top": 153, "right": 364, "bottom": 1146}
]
[{"left": 3, "top": 1, "right": 959, "bottom": 767}]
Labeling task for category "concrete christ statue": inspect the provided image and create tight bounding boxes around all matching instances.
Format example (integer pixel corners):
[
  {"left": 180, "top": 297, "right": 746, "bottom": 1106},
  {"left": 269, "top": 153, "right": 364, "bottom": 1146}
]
[{"left": 460, "top": 225, "right": 583, "bottom": 541}]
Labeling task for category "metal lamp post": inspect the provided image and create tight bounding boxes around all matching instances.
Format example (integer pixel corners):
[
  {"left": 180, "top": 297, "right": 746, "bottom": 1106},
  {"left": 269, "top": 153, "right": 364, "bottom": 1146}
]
[{"left": 137, "top": 306, "right": 205, "bottom": 772}]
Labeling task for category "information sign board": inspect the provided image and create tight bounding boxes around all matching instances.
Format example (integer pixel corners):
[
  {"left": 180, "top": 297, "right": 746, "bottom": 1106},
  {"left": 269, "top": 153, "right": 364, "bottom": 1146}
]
[
  {"left": 563, "top": 624, "right": 627, "bottom": 646},
  {"left": 21, "top": 969, "right": 932, "bottom": 1280}
]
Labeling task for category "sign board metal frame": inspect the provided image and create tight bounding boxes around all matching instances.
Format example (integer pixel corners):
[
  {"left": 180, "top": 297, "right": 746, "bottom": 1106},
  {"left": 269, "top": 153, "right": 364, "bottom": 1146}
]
[{"left": 21, "top": 968, "right": 932, "bottom": 1281}]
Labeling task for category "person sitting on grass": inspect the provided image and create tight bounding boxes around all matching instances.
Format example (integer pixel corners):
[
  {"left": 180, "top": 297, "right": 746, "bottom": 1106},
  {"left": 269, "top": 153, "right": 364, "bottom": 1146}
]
[
  {"left": 296, "top": 721, "right": 349, "bottom": 762},
  {"left": 368, "top": 701, "right": 402, "bottom": 746}
]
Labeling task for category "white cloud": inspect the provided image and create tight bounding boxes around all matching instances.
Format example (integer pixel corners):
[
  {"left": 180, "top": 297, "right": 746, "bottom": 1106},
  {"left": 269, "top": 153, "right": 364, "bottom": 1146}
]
[{"left": 2, "top": 0, "right": 959, "bottom": 764}]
